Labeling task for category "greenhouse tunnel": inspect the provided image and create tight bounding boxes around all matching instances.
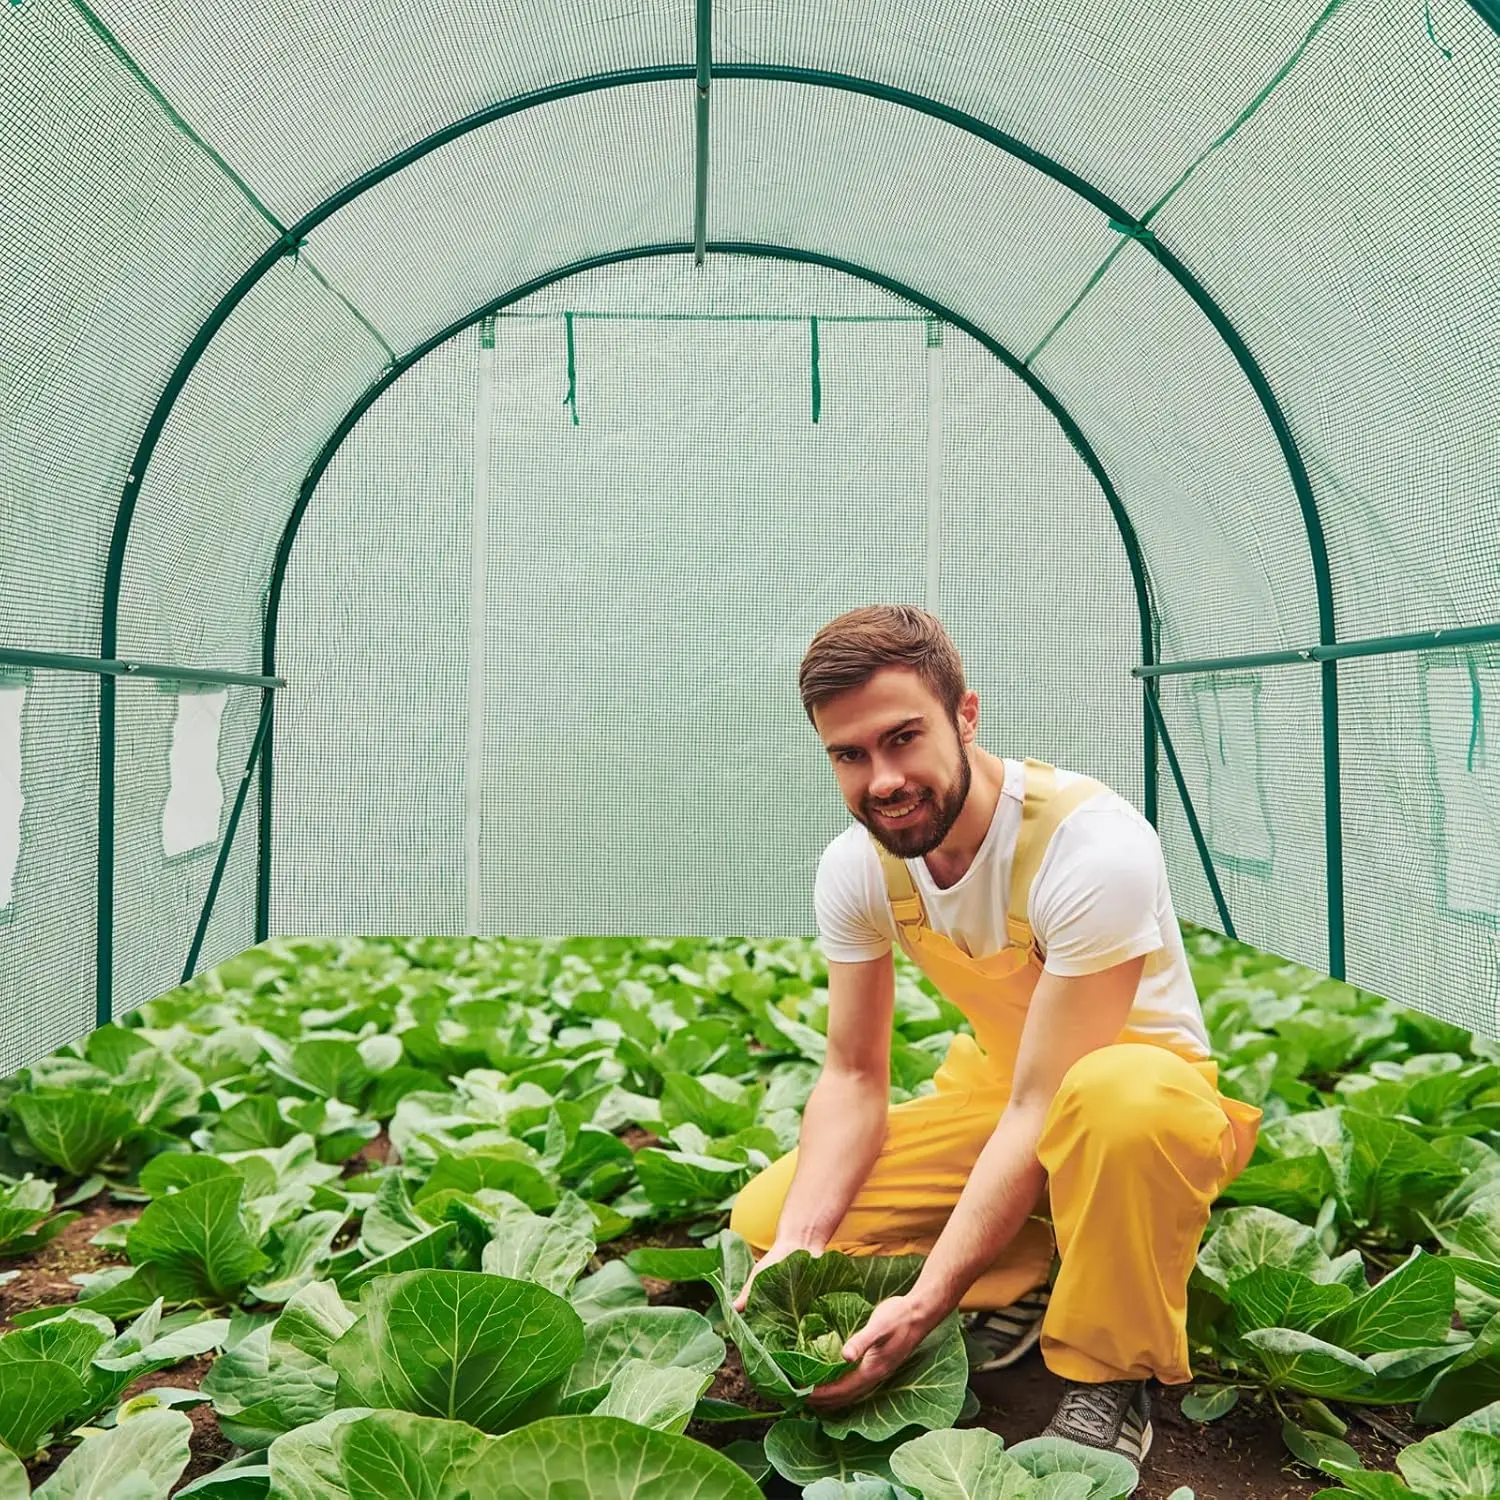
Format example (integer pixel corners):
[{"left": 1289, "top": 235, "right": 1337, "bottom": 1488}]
[{"left": 2, "top": 0, "right": 1499, "bottom": 1079}]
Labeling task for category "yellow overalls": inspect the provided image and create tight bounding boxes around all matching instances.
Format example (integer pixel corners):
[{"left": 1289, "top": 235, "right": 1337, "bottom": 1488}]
[{"left": 730, "top": 759, "right": 1262, "bottom": 1385}]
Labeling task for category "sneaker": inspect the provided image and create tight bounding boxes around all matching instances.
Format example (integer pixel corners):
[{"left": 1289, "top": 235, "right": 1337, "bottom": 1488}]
[
  {"left": 1043, "top": 1378, "right": 1152, "bottom": 1476},
  {"left": 964, "top": 1284, "right": 1051, "bottom": 1372}
]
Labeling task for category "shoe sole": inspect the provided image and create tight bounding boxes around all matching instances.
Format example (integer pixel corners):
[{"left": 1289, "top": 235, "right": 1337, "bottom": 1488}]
[{"left": 969, "top": 1311, "right": 1046, "bottom": 1372}]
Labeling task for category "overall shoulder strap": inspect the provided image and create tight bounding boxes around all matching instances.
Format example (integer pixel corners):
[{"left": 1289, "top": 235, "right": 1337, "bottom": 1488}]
[
  {"left": 1005, "top": 758, "right": 1109, "bottom": 948},
  {"left": 875, "top": 845, "right": 928, "bottom": 939}
]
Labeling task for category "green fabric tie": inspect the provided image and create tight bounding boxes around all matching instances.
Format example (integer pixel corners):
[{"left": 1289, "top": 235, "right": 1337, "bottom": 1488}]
[
  {"left": 810, "top": 317, "right": 822, "bottom": 425},
  {"left": 563, "top": 312, "right": 580, "bottom": 426},
  {"left": 1468, "top": 657, "right": 1485, "bottom": 773}
]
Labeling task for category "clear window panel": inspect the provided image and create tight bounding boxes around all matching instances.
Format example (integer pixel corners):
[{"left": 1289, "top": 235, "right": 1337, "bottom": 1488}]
[
  {"left": 0, "top": 682, "right": 25, "bottom": 910},
  {"left": 161, "top": 689, "right": 228, "bottom": 859}
]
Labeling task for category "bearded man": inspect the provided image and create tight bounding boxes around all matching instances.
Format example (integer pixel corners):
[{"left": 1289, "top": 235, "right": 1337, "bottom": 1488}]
[{"left": 730, "top": 604, "right": 1261, "bottom": 1487}]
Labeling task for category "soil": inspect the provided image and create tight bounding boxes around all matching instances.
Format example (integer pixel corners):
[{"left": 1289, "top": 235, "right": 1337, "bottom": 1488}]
[
  {"left": 0, "top": 1192, "right": 136, "bottom": 1328},
  {"left": 124, "top": 1356, "right": 236, "bottom": 1493},
  {"left": 687, "top": 1343, "right": 781, "bottom": 1450},
  {"left": 0, "top": 1196, "right": 233, "bottom": 1495},
  {"left": 595, "top": 1220, "right": 705, "bottom": 1265},
  {"left": 703, "top": 1344, "right": 774, "bottom": 1412},
  {"left": 344, "top": 1130, "right": 392, "bottom": 1175},
  {"left": 620, "top": 1125, "right": 662, "bottom": 1151},
  {"left": 971, "top": 1354, "right": 1418, "bottom": 1500}
]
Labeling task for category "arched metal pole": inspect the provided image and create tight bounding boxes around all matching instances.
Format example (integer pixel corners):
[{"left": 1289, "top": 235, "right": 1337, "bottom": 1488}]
[
  {"left": 100, "top": 61, "right": 1340, "bottom": 1014},
  {"left": 722, "top": 65, "right": 1342, "bottom": 975},
  {"left": 1467, "top": 0, "right": 1499, "bottom": 36},
  {"left": 253, "top": 241, "right": 1160, "bottom": 941}
]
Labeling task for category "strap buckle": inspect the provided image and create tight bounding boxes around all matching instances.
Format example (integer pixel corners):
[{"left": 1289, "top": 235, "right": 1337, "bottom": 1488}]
[{"left": 889, "top": 893, "right": 925, "bottom": 926}]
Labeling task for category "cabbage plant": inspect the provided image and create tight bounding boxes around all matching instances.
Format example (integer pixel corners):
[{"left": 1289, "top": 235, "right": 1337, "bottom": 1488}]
[{"left": 711, "top": 1234, "right": 970, "bottom": 1443}]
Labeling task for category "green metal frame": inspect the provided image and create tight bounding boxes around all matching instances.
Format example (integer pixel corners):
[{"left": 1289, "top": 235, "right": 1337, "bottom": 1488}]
[
  {"left": 499, "top": 311, "right": 931, "bottom": 325},
  {"left": 716, "top": 65, "right": 1344, "bottom": 976},
  {"left": 694, "top": 0, "right": 712, "bottom": 264},
  {"left": 256, "top": 241, "right": 1159, "bottom": 940},
  {"left": 1139, "top": 624, "right": 1500, "bottom": 968},
  {"left": 809, "top": 317, "right": 822, "bottom": 423},
  {"left": 99, "top": 60, "right": 1347, "bottom": 1008},
  {"left": 93, "top": 67, "right": 707, "bottom": 1024},
  {"left": 181, "top": 688, "right": 275, "bottom": 983},
  {"left": 718, "top": 65, "right": 1348, "bottom": 968},
  {"left": 0, "top": 646, "right": 281, "bottom": 692},
  {"left": 1136, "top": 622, "right": 1500, "bottom": 678}
]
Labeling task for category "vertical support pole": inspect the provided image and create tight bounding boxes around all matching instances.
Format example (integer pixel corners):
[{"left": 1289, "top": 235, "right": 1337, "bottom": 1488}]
[
  {"left": 1140, "top": 615, "right": 1164, "bottom": 834},
  {"left": 1323, "top": 659, "right": 1345, "bottom": 978},
  {"left": 1143, "top": 655, "right": 1159, "bottom": 830},
  {"left": 1142, "top": 680, "right": 1237, "bottom": 940},
  {"left": 694, "top": 0, "right": 711, "bottom": 265},
  {"left": 924, "top": 318, "right": 944, "bottom": 616},
  {"left": 184, "top": 688, "right": 275, "bottom": 983},
  {"left": 465, "top": 319, "right": 497, "bottom": 935},
  {"left": 96, "top": 674, "right": 115, "bottom": 1026},
  {"left": 255, "top": 685, "right": 273, "bottom": 943}
]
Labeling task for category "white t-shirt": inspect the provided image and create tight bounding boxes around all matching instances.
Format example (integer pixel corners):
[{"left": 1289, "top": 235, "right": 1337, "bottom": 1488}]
[{"left": 814, "top": 759, "right": 1211, "bottom": 1058}]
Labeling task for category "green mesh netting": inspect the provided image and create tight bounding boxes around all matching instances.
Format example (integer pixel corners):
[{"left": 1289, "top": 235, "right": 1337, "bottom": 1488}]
[
  {"left": 275, "top": 334, "right": 478, "bottom": 935},
  {"left": 1, "top": 0, "right": 1497, "bottom": 1063},
  {"left": 273, "top": 259, "right": 1142, "bottom": 937}
]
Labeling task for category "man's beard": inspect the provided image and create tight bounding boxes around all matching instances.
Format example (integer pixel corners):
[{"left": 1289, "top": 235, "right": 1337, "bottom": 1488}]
[{"left": 863, "top": 739, "right": 972, "bottom": 858}]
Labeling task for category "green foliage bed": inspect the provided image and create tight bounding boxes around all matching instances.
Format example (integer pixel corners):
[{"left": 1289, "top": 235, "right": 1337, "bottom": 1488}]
[{"left": 0, "top": 930, "right": 1495, "bottom": 1497}]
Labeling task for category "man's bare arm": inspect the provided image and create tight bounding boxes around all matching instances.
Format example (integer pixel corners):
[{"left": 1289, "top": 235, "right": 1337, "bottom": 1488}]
[
  {"left": 734, "top": 953, "right": 893, "bottom": 1305},
  {"left": 809, "top": 955, "right": 1144, "bottom": 1403}
]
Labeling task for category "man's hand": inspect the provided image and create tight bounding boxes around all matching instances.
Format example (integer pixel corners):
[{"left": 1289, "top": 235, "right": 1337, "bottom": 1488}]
[
  {"left": 732, "top": 1238, "right": 819, "bottom": 1312},
  {"left": 805, "top": 1292, "right": 945, "bottom": 1409}
]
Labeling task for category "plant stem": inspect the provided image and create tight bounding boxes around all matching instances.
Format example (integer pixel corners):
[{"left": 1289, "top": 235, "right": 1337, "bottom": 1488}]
[{"left": 1341, "top": 1404, "right": 1410, "bottom": 1448}]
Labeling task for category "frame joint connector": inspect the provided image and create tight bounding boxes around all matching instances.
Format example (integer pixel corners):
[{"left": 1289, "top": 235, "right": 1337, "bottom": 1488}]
[{"left": 1107, "top": 218, "right": 1157, "bottom": 244}]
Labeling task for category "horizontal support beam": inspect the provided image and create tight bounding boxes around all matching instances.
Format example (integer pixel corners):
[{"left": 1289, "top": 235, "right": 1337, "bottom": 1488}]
[
  {"left": 1135, "top": 646, "right": 1315, "bottom": 677},
  {"left": 0, "top": 645, "right": 284, "bottom": 691},
  {"left": 1134, "top": 622, "right": 1500, "bottom": 680},
  {"left": 497, "top": 311, "right": 931, "bottom": 324}
]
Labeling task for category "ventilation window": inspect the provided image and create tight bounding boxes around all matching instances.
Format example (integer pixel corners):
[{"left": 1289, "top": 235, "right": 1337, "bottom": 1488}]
[
  {"left": 0, "top": 678, "right": 24, "bottom": 913},
  {"left": 1188, "top": 677, "right": 1274, "bottom": 875},
  {"left": 1424, "top": 662, "right": 1500, "bottom": 922},
  {"left": 162, "top": 688, "right": 228, "bottom": 859}
]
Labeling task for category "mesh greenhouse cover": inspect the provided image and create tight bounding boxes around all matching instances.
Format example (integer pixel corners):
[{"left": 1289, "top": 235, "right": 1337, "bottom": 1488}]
[{"left": 1, "top": 0, "right": 1497, "bottom": 1069}]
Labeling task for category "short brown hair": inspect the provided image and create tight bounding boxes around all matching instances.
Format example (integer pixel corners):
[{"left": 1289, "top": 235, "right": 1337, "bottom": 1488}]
[{"left": 799, "top": 605, "right": 967, "bottom": 727}]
